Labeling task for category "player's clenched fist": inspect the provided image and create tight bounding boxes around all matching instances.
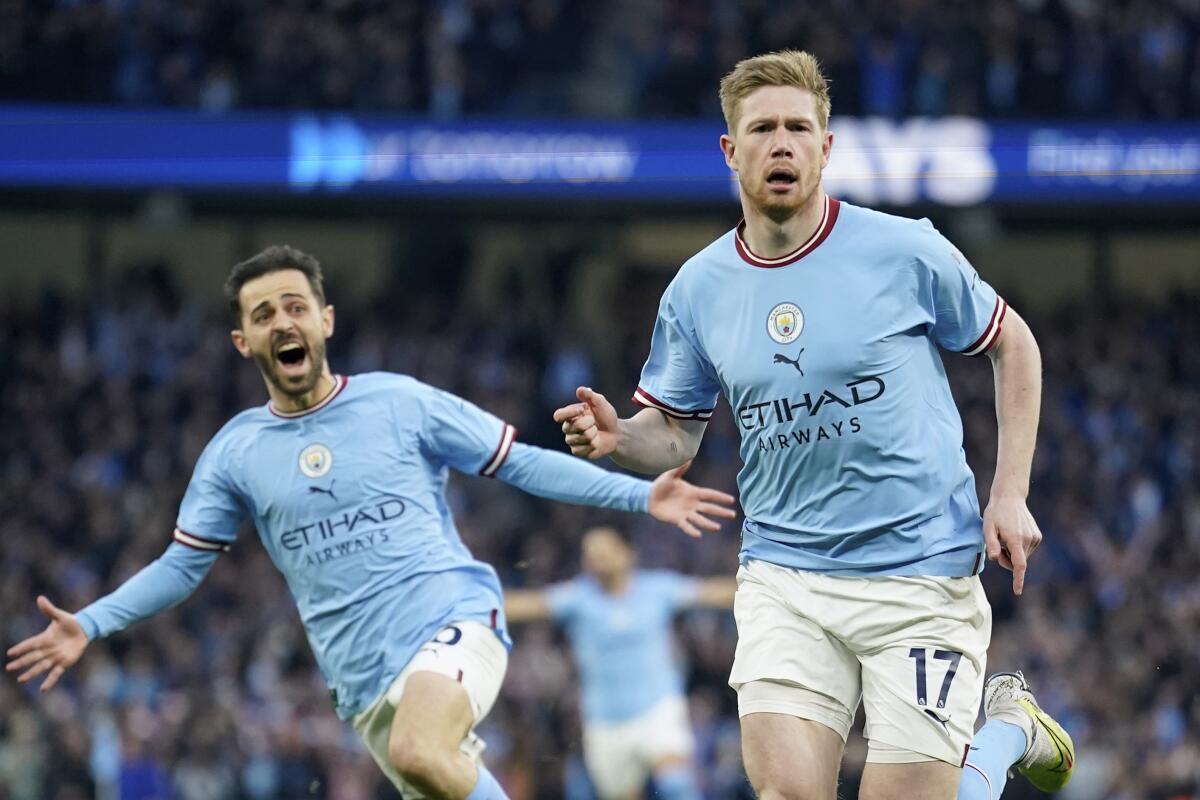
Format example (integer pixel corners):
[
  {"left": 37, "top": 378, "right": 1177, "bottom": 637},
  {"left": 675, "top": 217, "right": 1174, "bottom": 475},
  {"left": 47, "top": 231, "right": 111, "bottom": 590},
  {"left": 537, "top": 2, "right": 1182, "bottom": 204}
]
[{"left": 553, "top": 387, "right": 620, "bottom": 460}]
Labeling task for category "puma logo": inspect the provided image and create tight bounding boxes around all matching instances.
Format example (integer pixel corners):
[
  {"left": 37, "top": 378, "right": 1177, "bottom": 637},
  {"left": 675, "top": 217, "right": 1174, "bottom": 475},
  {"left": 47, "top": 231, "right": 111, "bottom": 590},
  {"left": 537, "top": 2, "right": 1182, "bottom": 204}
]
[
  {"left": 923, "top": 708, "right": 951, "bottom": 730},
  {"left": 308, "top": 481, "right": 337, "bottom": 502},
  {"left": 773, "top": 349, "right": 805, "bottom": 376}
]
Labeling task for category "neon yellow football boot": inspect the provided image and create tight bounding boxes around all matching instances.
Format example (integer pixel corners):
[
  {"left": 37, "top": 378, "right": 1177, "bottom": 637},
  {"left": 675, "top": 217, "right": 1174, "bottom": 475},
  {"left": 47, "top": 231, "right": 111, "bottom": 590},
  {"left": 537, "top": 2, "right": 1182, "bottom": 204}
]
[{"left": 983, "top": 671, "right": 1076, "bottom": 793}]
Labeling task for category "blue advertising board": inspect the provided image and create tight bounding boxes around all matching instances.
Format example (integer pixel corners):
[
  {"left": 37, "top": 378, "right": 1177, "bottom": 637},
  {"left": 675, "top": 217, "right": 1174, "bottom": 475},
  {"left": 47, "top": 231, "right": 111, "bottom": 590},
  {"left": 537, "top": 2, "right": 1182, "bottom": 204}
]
[{"left": 0, "top": 106, "right": 1197, "bottom": 205}]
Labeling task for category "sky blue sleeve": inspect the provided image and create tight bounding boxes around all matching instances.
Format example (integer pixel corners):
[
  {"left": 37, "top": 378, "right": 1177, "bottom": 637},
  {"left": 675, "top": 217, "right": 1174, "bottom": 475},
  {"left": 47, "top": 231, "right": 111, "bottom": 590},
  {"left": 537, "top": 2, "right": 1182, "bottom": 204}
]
[
  {"left": 176, "top": 435, "right": 246, "bottom": 548},
  {"left": 545, "top": 579, "right": 583, "bottom": 623},
  {"left": 76, "top": 433, "right": 248, "bottom": 640},
  {"left": 75, "top": 543, "right": 219, "bottom": 640},
  {"left": 916, "top": 221, "right": 1007, "bottom": 357},
  {"left": 634, "top": 280, "right": 721, "bottom": 421},
  {"left": 649, "top": 570, "right": 702, "bottom": 612},
  {"left": 419, "top": 385, "right": 515, "bottom": 478},
  {"left": 496, "top": 442, "right": 651, "bottom": 513}
]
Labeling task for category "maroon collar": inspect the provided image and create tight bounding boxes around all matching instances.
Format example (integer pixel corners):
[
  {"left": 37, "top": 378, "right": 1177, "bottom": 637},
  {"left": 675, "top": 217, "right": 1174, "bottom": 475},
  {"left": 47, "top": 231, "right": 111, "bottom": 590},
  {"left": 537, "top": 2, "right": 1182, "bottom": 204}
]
[
  {"left": 268, "top": 374, "right": 348, "bottom": 418},
  {"left": 734, "top": 196, "right": 841, "bottom": 269}
]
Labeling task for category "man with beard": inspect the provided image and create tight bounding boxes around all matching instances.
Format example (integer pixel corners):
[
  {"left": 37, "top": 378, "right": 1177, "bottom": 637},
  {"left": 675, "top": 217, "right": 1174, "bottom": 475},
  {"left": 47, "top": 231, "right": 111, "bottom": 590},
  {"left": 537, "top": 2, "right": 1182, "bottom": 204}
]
[
  {"left": 5, "top": 245, "right": 737, "bottom": 800},
  {"left": 552, "top": 51, "right": 1074, "bottom": 800}
]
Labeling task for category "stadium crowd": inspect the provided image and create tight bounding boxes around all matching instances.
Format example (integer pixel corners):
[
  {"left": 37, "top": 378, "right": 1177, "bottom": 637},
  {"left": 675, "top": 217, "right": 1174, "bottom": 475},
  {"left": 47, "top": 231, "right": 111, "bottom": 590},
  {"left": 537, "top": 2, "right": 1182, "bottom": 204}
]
[
  {"left": 2, "top": 0, "right": 1200, "bottom": 120},
  {"left": 0, "top": 249, "right": 1197, "bottom": 799}
]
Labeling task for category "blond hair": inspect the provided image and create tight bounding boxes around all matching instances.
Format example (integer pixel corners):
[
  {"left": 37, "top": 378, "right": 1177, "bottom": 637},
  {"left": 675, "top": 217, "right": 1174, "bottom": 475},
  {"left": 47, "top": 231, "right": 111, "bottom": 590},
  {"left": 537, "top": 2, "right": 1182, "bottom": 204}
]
[{"left": 719, "top": 50, "right": 831, "bottom": 134}]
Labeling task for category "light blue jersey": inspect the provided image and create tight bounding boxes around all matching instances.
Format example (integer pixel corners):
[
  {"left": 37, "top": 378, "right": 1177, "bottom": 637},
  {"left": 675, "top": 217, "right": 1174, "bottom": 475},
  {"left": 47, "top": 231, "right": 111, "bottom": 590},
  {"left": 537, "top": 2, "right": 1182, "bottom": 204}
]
[
  {"left": 546, "top": 570, "right": 699, "bottom": 724},
  {"left": 78, "top": 372, "right": 653, "bottom": 718},
  {"left": 635, "top": 197, "right": 1006, "bottom": 577}
]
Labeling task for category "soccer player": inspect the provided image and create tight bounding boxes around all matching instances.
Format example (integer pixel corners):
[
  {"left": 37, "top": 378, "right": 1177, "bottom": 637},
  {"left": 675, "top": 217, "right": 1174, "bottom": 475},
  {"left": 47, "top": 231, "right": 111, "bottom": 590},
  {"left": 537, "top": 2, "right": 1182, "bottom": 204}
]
[
  {"left": 504, "top": 525, "right": 735, "bottom": 800},
  {"left": 553, "top": 51, "right": 1074, "bottom": 800},
  {"left": 4, "top": 246, "right": 737, "bottom": 800}
]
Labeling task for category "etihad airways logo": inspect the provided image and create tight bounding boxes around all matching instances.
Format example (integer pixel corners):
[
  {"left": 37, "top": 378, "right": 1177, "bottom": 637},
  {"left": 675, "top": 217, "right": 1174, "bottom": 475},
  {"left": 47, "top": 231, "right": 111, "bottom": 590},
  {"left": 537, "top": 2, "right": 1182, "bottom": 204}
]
[
  {"left": 736, "top": 376, "right": 886, "bottom": 431},
  {"left": 281, "top": 494, "right": 407, "bottom": 565}
]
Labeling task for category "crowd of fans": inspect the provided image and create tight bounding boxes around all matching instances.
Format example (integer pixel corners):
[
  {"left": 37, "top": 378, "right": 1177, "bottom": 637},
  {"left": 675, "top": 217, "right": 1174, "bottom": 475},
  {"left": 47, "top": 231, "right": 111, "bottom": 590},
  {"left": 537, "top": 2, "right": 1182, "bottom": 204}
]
[
  {"left": 2, "top": 0, "right": 1200, "bottom": 120},
  {"left": 0, "top": 241, "right": 1197, "bottom": 799}
]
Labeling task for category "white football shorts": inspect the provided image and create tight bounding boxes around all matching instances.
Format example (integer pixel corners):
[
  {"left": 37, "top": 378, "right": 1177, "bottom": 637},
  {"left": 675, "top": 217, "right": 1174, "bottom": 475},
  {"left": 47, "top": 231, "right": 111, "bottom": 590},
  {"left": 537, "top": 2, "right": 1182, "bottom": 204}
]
[
  {"left": 352, "top": 620, "right": 508, "bottom": 796},
  {"left": 730, "top": 558, "right": 991, "bottom": 765},
  {"left": 582, "top": 694, "right": 695, "bottom": 799}
]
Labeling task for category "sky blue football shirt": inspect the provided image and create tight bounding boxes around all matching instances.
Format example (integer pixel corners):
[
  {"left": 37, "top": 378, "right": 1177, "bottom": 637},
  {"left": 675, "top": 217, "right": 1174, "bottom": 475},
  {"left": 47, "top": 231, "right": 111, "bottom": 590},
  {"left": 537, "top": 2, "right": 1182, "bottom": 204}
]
[
  {"left": 635, "top": 197, "right": 1006, "bottom": 577},
  {"left": 175, "top": 372, "right": 514, "bottom": 717},
  {"left": 546, "top": 570, "right": 699, "bottom": 723}
]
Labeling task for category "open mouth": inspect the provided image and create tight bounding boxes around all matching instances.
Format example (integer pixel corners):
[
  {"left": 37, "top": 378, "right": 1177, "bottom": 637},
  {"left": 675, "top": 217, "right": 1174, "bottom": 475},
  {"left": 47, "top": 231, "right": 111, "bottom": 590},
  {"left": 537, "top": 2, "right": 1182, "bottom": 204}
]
[
  {"left": 767, "top": 167, "right": 797, "bottom": 190},
  {"left": 274, "top": 341, "right": 309, "bottom": 377}
]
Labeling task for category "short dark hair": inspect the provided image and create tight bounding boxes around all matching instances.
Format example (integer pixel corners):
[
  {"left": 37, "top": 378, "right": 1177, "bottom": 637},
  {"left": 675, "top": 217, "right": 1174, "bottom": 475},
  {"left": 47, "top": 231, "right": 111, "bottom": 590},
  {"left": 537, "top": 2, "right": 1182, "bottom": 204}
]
[
  {"left": 225, "top": 245, "right": 326, "bottom": 325},
  {"left": 582, "top": 525, "right": 633, "bottom": 548}
]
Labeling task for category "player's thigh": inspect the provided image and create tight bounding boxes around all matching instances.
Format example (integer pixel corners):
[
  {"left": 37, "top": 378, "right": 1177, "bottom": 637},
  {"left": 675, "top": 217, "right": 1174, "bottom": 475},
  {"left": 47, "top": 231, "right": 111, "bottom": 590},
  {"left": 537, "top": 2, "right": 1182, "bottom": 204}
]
[
  {"left": 351, "top": 620, "right": 508, "bottom": 784},
  {"left": 858, "top": 576, "right": 990, "bottom": 767},
  {"left": 732, "top": 561, "right": 859, "bottom": 798},
  {"left": 390, "top": 670, "right": 476, "bottom": 753},
  {"left": 741, "top": 711, "right": 844, "bottom": 800},
  {"left": 858, "top": 761, "right": 961, "bottom": 800},
  {"left": 730, "top": 560, "right": 862, "bottom": 724},
  {"left": 389, "top": 621, "right": 509, "bottom": 746},
  {"left": 583, "top": 720, "right": 646, "bottom": 800}
]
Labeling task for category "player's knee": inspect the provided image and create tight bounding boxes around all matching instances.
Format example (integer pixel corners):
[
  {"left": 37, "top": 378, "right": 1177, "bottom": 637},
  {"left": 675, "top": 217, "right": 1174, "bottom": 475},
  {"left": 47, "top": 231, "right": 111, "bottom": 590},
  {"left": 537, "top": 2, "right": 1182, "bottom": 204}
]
[
  {"left": 387, "top": 733, "right": 447, "bottom": 786},
  {"left": 751, "top": 770, "right": 832, "bottom": 800}
]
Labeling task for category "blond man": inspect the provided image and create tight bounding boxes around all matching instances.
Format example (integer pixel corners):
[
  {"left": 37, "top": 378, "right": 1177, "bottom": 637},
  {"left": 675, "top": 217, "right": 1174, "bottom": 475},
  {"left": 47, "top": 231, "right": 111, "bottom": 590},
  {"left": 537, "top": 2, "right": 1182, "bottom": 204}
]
[{"left": 553, "top": 51, "right": 1075, "bottom": 800}]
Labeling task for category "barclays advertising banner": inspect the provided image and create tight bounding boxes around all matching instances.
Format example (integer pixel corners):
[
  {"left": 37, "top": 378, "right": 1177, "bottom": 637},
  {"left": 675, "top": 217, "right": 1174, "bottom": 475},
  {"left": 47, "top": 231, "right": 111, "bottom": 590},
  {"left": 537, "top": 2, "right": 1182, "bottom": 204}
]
[{"left": 0, "top": 106, "right": 1197, "bottom": 204}]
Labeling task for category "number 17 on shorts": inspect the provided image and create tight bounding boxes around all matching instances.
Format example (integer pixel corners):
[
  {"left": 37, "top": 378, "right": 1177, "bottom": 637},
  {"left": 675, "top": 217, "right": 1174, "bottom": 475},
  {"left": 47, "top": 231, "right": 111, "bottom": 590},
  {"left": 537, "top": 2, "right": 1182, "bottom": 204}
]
[{"left": 862, "top": 643, "right": 983, "bottom": 765}]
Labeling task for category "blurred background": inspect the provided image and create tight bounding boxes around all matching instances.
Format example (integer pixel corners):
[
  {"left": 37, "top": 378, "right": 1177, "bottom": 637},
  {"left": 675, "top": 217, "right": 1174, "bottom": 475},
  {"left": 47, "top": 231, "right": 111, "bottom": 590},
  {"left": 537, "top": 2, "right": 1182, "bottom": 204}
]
[{"left": 1, "top": 1, "right": 1198, "bottom": 799}]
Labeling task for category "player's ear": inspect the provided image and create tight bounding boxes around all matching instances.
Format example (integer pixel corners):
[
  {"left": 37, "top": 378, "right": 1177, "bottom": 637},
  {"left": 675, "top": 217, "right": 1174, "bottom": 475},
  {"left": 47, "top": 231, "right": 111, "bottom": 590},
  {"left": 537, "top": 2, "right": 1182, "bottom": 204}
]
[
  {"left": 230, "top": 329, "right": 252, "bottom": 359},
  {"left": 322, "top": 304, "right": 335, "bottom": 338},
  {"left": 720, "top": 133, "right": 738, "bottom": 172},
  {"left": 821, "top": 129, "right": 833, "bottom": 168}
]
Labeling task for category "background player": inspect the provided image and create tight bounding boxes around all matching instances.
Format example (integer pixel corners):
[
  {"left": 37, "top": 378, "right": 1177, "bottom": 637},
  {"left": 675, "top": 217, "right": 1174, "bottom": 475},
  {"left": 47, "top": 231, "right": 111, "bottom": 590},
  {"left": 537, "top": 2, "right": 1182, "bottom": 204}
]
[
  {"left": 505, "top": 526, "right": 735, "bottom": 800},
  {"left": 5, "top": 246, "right": 736, "bottom": 800},
  {"left": 553, "top": 51, "right": 1073, "bottom": 800}
]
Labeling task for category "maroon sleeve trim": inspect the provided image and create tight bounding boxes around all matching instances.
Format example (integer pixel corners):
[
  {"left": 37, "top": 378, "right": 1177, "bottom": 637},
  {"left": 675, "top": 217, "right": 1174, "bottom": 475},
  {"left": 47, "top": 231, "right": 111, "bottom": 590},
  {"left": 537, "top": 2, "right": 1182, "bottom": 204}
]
[
  {"left": 962, "top": 297, "right": 1007, "bottom": 357},
  {"left": 173, "top": 528, "right": 232, "bottom": 553},
  {"left": 632, "top": 387, "right": 714, "bottom": 421},
  {"left": 480, "top": 424, "right": 518, "bottom": 477}
]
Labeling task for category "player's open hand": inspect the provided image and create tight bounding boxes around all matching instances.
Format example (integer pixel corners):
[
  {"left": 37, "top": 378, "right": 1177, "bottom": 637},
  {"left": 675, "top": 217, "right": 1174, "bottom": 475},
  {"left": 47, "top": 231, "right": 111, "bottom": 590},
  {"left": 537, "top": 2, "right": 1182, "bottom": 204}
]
[
  {"left": 648, "top": 461, "right": 738, "bottom": 538},
  {"left": 6, "top": 596, "right": 89, "bottom": 692},
  {"left": 983, "top": 496, "right": 1043, "bottom": 596},
  {"left": 553, "top": 387, "right": 620, "bottom": 460}
]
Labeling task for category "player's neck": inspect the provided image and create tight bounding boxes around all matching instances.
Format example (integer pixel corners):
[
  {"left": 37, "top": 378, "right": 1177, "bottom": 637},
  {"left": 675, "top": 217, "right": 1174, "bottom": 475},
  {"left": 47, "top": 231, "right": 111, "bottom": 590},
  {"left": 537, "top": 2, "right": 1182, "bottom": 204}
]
[
  {"left": 740, "top": 188, "right": 827, "bottom": 259},
  {"left": 267, "top": 367, "right": 337, "bottom": 414},
  {"left": 599, "top": 572, "right": 631, "bottom": 595}
]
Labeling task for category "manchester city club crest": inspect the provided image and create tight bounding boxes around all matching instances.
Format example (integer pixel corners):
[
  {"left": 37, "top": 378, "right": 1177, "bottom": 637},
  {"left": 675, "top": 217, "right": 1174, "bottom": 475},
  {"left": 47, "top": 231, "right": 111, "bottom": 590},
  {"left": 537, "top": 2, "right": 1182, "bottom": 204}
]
[
  {"left": 767, "top": 302, "right": 804, "bottom": 344},
  {"left": 299, "top": 443, "right": 334, "bottom": 478}
]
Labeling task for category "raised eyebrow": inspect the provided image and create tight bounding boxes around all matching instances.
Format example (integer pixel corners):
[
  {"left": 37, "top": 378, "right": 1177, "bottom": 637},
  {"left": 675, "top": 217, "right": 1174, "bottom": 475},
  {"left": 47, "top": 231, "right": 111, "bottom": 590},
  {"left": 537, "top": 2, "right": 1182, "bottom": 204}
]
[{"left": 250, "top": 293, "right": 308, "bottom": 315}]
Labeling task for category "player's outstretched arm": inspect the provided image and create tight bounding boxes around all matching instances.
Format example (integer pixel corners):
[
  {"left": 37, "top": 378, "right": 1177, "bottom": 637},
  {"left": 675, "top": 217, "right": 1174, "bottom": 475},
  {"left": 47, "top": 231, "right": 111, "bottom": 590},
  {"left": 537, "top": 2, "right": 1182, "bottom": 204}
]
[
  {"left": 690, "top": 577, "right": 738, "bottom": 610},
  {"left": 553, "top": 387, "right": 707, "bottom": 474},
  {"left": 503, "top": 590, "right": 552, "bottom": 624},
  {"left": 5, "top": 596, "right": 88, "bottom": 692},
  {"left": 496, "top": 445, "right": 735, "bottom": 539},
  {"left": 5, "top": 541, "right": 221, "bottom": 692},
  {"left": 983, "top": 307, "right": 1044, "bottom": 596}
]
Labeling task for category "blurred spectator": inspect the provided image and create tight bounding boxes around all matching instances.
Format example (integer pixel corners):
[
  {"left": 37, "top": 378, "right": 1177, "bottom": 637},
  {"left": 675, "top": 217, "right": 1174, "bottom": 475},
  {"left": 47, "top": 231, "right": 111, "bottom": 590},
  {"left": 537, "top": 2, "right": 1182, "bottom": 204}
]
[{"left": 3, "top": 0, "right": 1200, "bottom": 120}]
